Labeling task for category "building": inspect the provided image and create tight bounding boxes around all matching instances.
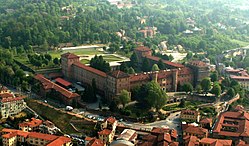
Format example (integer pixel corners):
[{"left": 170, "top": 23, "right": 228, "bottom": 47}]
[
  {"left": 40, "top": 120, "right": 59, "bottom": 135},
  {"left": 87, "top": 138, "right": 105, "bottom": 146},
  {"left": 180, "top": 109, "right": 200, "bottom": 122},
  {"left": 200, "top": 118, "right": 212, "bottom": 129},
  {"left": 183, "top": 136, "right": 232, "bottom": 146},
  {"left": 187, "top": 60, "right": 210, "bottom": 86},
  {"left": 1, "top": 128, "right": 72, "bottom": 146},
  {"left": 19, "top": 118, "right": 43, "bottom": 132},
  {"left": 34, "top": 74, "right": 80, "bottom": 106},
  {"left": 115, "top": 129, "right": 137, "bottom": 145},
  {"left": 0, "top": 90, "right": 26, "bottom": 119},
  {"left": 99, "top": 117, "right": 118, "bottom": 144},
  {"left": 182, "top": 124, "right": 208, "bottom": 139},
  {"left": 213, "top": 110, "right": 249, "bottom": 144}
]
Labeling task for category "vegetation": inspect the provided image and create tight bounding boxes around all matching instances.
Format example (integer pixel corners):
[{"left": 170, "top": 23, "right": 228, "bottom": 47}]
[
  {"left": 90, "top": 55, "right": 111, "bottom": 73},
  {"left": 118, "top": 90, "right": 131, "bottom": 108}
]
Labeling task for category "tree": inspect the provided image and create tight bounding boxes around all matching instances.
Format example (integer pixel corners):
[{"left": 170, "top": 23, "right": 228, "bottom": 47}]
[
  {"left": 201, "top": 78, "right": 211, "bottom": 93},
  {"left": 211, "top": 83, "right": 221, "bottom": 97},
  {"left": 210, "top": 71, "right": 218, "bottom": 82},
  {"left": 53, "top": 57, "right": 59, "bottom": 65},
  {"left": 90, "top": 55, "right": 111, "bottom": 73},
  {"left": 157, "top": 59, "right": 165, "bottom": 70},
  {"left": 182, "top": 83, "right": 193, "bottom": 93},
  {"left": 130, "top": 53, "right": 139, "bottom": 69},
  {"left": 179, "top": 99, "right": 186, "bottom": 108},
  {"left": 118, "top": 90, "right": 131, "bottom": 108},
  {"left": 186, "top": 52, "right": 193, "bottom": 60},
  {"left": 83, "top": 85, "right": 96, "bottom": 103},
  {"left": 152, "top": 64, "right": 160, "bottom": 71},
  {"left": 128, "top": 67, "right": 135, "bottom": 74},
  {"left": 227, "top": 88, "right": 236, "bottom": 98},
  {"left": 145, "top": 81, "right": 168, "bottom": 111},
  {"left": 142, "top": 57, "right": 150, "bottom": 72},
  {"left": 196, "top": 85, "right": 202, "bottom": 93},
  {"left": 44, "top": 54, "right": 52, "bottom": 61}
]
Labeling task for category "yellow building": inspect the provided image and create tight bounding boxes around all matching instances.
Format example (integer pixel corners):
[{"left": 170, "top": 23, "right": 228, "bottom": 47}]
[
  {"left": 180, "top": 109, "right": 200, "bottom": 122},
  {"left": 2, "top": 132, "right": 18, "bottom": 146}
]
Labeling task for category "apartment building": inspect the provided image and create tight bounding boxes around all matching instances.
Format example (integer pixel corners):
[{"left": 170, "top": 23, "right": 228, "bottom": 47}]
[{"left": 180, "top": 109, "right": 201, "bottom": 122}]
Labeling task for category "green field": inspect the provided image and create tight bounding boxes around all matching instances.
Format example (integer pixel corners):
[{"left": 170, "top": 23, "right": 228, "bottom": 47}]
[
  {"left": 49, "top": 48, "right": 103, "bottom": 59},
  {"left": 80, "top": 59, "right": 90, "bottom": 64},
  {"left": 102, "top": 55, "right": 123, "bottom": 62}
]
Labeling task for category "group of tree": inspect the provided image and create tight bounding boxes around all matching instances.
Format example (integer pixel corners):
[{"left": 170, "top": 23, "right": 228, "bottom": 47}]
[
  {"left": 27, "top": 53, "right": 58, "bottom": 67},
  {"left": 90, "top": 55, "right": 111, "bottom": 73},
  {"left": 82, "top": 79, "right": 97, "bottom": 103}
]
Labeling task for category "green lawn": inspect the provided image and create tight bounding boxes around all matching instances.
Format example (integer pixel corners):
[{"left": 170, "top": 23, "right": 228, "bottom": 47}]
[
  {"left": 49, "top": 48, "right": 103, "bottom": 59},
  {"left": 102, "top": 55, "right": 123, "bottom": 62},
  {"left": 26, "top": 99, "right": 82, "bottom": 134},
  {"left": 80, "top": 59, "right": 90, "bottom": 64},
  {"left": 231, "top": 39, "right": 249, "bottom": 47}
]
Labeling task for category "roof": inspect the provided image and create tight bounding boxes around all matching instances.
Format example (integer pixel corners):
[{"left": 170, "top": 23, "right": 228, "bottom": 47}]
[
  {"left": 213, "top": 111, "right": 249, "bottom": 138},
  {"left": 28, "top": 132, "right": 58, "bottom": 141},
  {"left": 188, "top": 60, "right": 208, "bottom": 67},
  {"left": 46, "top": 136, "right": 71, "bottom": 146},
  {"left": 145, "top": 55, "right": 184, "bottom": 68},
  {"left": 200, "top": 118, "right": 212, "bottom": 124},
  {"left": 35, "top": 74, "right": 79, "bottom": 99},
  {"left": 2, "top": 132, "right": 17, "bottom": 139},
  {"left": 0, "top": 93, "right": 14, "bottom": 98},
  {"left": 73, "top": 62, "right": 107, "bottom": 77},
  {"left": 183, "top": 135, "right": 199, "bottom": 146},
  {"left": 183, "top": 124, "right": 208, "bottom": 136},
  {"left": 105, "top": 117, "right": 117, "bottom": 124},
  {"left": 55, "top": 78, "right": 72, "bottom": 87},
  {"left": 98, "top": 129, "right": 112, "bottom": 135},
  {"left": 2, "top": 129, "right": 31, "bottom": 138},
  {"left": 129, "top": 73, "right": 151, "bottom": 83},
  {"left": 200, "top": 138, "right": 232, "bottom": 146},
  {"left": 61, "top": 52, "right": 79, "bottom": 59},
  {"left": 109, "top": 70, "right": 130, "bottom": 79},
  {"left": 135, "top": 46, "right": 151, "bottom": 52},
  {"left": 19, "top": 118, "right": 43, "bottom": 128},
  {"left": 1, "top": 96, "right": 25, "bottom": 103},
  {"left": 151, "top": 127, "right": 170, "bottom": 134},
  {"left": 117, "top": 129, "right": 137, "bottom": 142},
  {"left": 87, "top": 139, "right": 105, "bottom": 146},
  {"left": 158, "top": 133, "right": 171, "bottom": 143},
  {"left": 230, "top": 75, "right": 249, "bottom": 80},
  {"left": 142, "top": 134, "right": 157, "bottom": 142}
]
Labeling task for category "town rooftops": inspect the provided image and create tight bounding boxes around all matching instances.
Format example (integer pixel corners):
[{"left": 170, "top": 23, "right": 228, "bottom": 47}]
[
  {"left": 98, "top": 129, "right": 112, "bottom": 135},
  {"left": 61, "top": 52, "right": 79, "bottom": 59},
  {"left": 200, "top": 138, "right": 232, "bottom": 146},
  {"left": 19, "top": 118, "right": 43, "bottom": 128},
  {"left": 158, "top": 133, "right": 171, "bottom": 143},
  {"left": 0, "top": 93, "right": 14, "bottom": 98},
  {"left": 2, "top": 128, "right": 29, "bottom": 138},
  {"left": 1, "top": 96, "right": 25, "bottom": 103},
  {"left": 2, "top": 132, "right": 17, "bottom": 139},
  {"left": 135, "top": 46, "right": 151, "bottom": 52},
  {"left": 213, "top": 110, "right": 249, "bottom": 137},
  {"left": 87, "top": 138, "right": 105, "bottom": 146},
  {"left": 46, "top": 136, "right": 71, "bottom": 146},
  {"left": 200, "top": 118, "right": 212, "bottom": 124},
  {"left": 55, "top": 78, "right": 72, "bottom": 87},
  {"left": 182, "top": 124, "right": 208, "bottom": 136},
  {"left": 230, "top": 75, "right": 249, "bottom": 80},
  {"left": 105, "top": 117, "right": 117, "bottom": 124},
  {"left": 108, "top": 70, "right": 130, "bottom": 79},
  {"left": 73, "top": 62, "right": 107, "bottom": 77},
  {"left": 28, "top": 132, "right": 58, "bottom": 141},
  {"left": 188, "top": 60, "right": 208, "bottom": 67}
]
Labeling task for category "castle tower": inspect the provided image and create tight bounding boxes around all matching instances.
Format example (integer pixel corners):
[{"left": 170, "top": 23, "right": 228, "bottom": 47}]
[{"left": 61, "top": 52, "right": 80, "bottom": 79}]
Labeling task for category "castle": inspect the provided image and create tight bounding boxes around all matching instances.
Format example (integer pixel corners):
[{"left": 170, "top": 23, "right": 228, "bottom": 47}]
[{"left": 61, "top": 46, "right": 209, "bottom": 100}]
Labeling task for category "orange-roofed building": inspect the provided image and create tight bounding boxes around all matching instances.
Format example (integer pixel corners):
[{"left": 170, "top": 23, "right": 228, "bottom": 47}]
[
  {"left": 101, "top": 117, "right": 118, "bottom": 130},
  {"left": 87, "top": 138, "right": 105, "bottom": 146},
  {"left": 34, "top": 74, "right": 80, "bottom": 106},
  {"left": 46, "top": 136, "right": 72, "bottom": 146},
  {"left": 19, "top": 118, "right": 43, "bottom": 132},
  {"left": 98, "top": 129, "right": 114, "bottom": 144},
  {"left": 200, "top": 118, "right": 213, "bottom": 129},
  {"left": 2, "top": 132, "right": 17, "bottom": 146},
  {"left": 200, "top": 138, "right": 232, "bottom": 146},
  {"left": 213, "top": 110, "right": 249, "bottom": 144},
  {"left": 182, "top": 124, "right": 208, "bottom": 139}
]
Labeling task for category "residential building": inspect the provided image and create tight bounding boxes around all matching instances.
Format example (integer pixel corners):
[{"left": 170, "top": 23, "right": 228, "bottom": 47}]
[
  {"left": 87, "top": 138, "right": 105, "bottom": 146},
  {"left": 180, "top": 109, "right": 200, "bottom": 122},
  {"left": 0, "top": 85, "right": 10, "bottom": 94},
  {"left": 99, "top": 117, "right": 117, "bottom": 144},
  {"left": 34, "top": 74, "right": 80, "bottom": 106},
  {"left": 200, "top": 118, "right": 212, "bottom": 129},
  {"left": 230, "top": 76, "right": 249, "bottom": 90},
  {"left": 0, "top": 91, "right": 26, "bottom": 119},
  {"left": 115, "top": 129, "right": 137, "bottom": 145},
  {"left": 19, "top": 118, "right": 43, "bottom": 132},
  {"left": 182, "top": 124, "right": 208, "bottom": 139},
  {"left": 1, "top": 128, "right": 72, "bottom": 146},
  {"left": 213, "top": 110, "right": 249, "bottom": 144},
  {"left": 40, "top": 120, "right": 59, "bottom": 135},
  {"left": 183, "top": 136, "right": 232, "bottom": 146}
]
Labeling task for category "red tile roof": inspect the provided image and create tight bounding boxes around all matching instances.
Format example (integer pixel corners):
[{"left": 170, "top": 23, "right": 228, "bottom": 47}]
[
  {"left": 0, "top": 93, "right": 14, "bottom": 98},
  {"left": 151, "top": 127, "right": 170, "bottom": 134},
  {"left": 183, "top": 124, "right": 208, "bottom": 136},
  {"left": 108, "top": 70, "right": 130, "bottom": 79},
  {"left": 55, "top": 78, "right": 72, "bottom": 87},
  {"left": 19, "top": 118, "right": 43, "bottom": 128},
  {"left": 46, "top": 136, "right": 71, "bottom": 146},
  {"left": 230, "top": 75, "right": 249, "bottom": 80},
  {"left": 200, "top": 118, "right": 212, "bottom": 124},
  {"left": 28, "top": 132, "right": 58, "bottom": 141},
  {"left": 98, "top": 129, "right": 112, "bottom": 135},
  {"left": 87, "top": 138, "right": 105, "bottom": 146},
  {"left": 61, "top": 52, "right": 79, "bottom": 59},
  {"left": 213, "top": 111, "right": 249, "bottom": 138},
  {"left": 73, "top": 62, "right": 107, "bottom": 77},
  {"left": 2, "top": 132, "right": 17, "bottom": 139},
  {"left": 1, "top": 96, "right": 25, "bottom": 103},
  {"left": 158, "top": 133, "right": 171, "bottom": 143},
  {"left": 35, "top": 74, "right": 79, "bottom": 99},
  {"left": 105, "top": 117, "right": 117, "bottom": 124},
  {"left": 135, "top": 46, "right": 151, "bottom": 52},
  {"left": 129, "top": 73, "right": 151, "bottom": 83},
  {"left": 183, "top": 135, "right": 199, "bottom": 146},
  {"left": 188, "top": 60, "right": 208, "bottom": 67},
  {"left": 200, "top": 138, "right": 232, "bottom": 146}
]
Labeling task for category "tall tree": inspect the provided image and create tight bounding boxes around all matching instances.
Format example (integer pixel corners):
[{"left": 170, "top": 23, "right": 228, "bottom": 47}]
[
  {"left": 118, "top": 90, "right": 131, "bottom": 108},
  {"left": 201, "top": 78, "right": 211, "bottom": 93},
  {"left": 211, "top": 83, "right": 221, "bottom": 97},
  {"left": 152, "top": 64, "right": 160, "bottom": 71},
  {"left": 182, "top": 83, "right": 193, "bottom": 93},
  {"left": 210, "top": 71, "right": 218, "bottom": 82},
  {"left": 142, "top": 57, "right": 150, "bottom": 72},
  {"left": 157, "top": 59, "right": 165, "bottom": 70}
]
